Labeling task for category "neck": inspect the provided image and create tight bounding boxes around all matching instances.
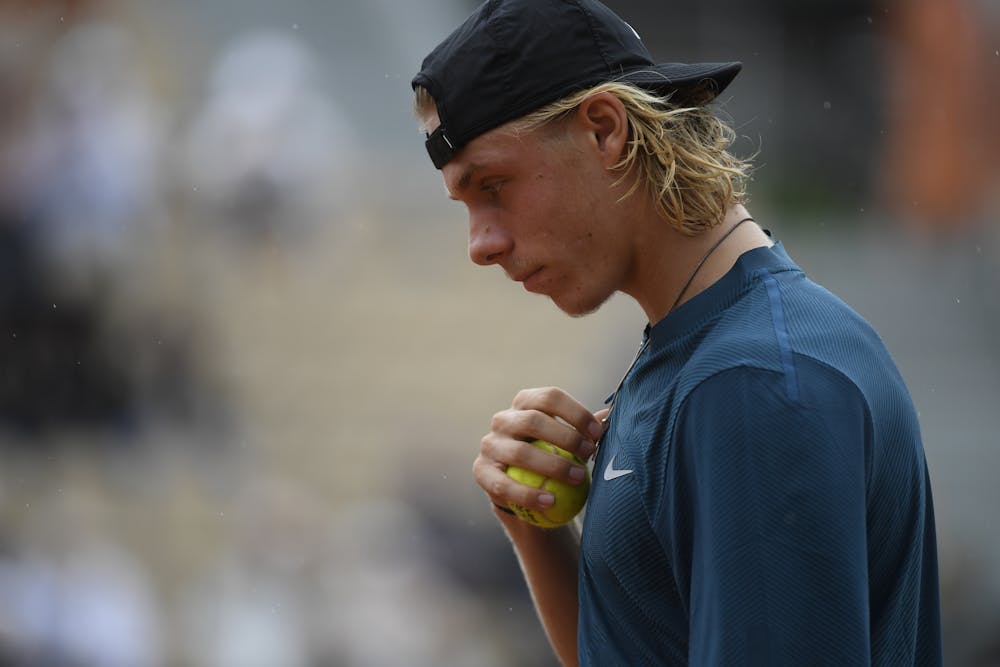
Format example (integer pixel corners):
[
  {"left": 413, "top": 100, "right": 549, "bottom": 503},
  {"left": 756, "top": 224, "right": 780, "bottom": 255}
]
[{"left": 625, "top": 204, "right": 772, "bottom": 325}]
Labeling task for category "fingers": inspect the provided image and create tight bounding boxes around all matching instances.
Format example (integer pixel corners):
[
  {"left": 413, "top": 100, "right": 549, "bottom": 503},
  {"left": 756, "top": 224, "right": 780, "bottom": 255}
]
[
  {"left": 473, "top": 452, "right": 557, "bottom": 511},
  {"left": 508, "top": 386, "right": 604, "bottom": 459},
  {"left": 593, "top": 407, "right": 611, "bottom": 424},
  {"left": 474, "top": 387, "right": 606, "bottom": 515},
  {"left": 489, "top": 408, "right": 595, "bottom": 461},
  {"left": 482, "top": 432, "right": 589, "bottom": 484}
]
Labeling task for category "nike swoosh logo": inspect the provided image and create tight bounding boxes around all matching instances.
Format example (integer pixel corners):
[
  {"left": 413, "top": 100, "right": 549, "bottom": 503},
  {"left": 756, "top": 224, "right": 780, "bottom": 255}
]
[{"left": 603, "top": 455, "right": 634, "bottom": 481}]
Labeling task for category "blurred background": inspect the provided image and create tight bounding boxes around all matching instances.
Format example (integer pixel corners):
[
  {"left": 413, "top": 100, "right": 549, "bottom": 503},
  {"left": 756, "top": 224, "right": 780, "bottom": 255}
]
[{"left": 0, "top": 0, "right": 997, "bottom": 665}]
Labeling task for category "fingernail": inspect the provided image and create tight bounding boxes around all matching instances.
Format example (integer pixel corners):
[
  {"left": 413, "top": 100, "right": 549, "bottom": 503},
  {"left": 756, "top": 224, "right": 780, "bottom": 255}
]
[
  {"left": 579, "top": 439, "right": 596, "bottom": 458},
  {"left": 539, "top": 493, "right": 555, "bottom": 507},
  {"left": 569, "top": 466, "right": 586, "bottom": 483},
  {"left": 588, "top": 421, "right": 604, "bottom": 440}
]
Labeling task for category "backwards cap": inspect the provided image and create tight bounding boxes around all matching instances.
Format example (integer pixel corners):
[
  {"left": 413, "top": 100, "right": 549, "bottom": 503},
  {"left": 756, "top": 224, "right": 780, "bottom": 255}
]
[{"left": 412, "top": 0, "right": 741, "bottom": 169}]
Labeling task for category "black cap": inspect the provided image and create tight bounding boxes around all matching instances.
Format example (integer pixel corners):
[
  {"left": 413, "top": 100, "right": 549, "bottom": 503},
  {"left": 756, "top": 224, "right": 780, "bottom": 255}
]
[{"left": 412, "top": 0, "right": 741, "bottom": 169}]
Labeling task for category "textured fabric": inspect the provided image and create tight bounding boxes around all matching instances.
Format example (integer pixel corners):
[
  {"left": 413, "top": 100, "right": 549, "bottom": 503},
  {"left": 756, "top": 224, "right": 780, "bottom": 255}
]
[{"left": 578, "top": 242, "right": 942, "bottom": 666}]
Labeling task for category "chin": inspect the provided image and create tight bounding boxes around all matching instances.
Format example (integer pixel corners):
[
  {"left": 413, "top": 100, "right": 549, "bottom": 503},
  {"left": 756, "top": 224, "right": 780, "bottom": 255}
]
[{"left": 551, "top": 290, "right": 609, "bottom": 318}]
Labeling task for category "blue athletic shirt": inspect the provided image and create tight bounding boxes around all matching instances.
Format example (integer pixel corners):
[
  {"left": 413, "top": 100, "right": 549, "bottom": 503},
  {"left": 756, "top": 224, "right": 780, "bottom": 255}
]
[{"left": 578, "top": 242, "right": 942, "bottom": 666}]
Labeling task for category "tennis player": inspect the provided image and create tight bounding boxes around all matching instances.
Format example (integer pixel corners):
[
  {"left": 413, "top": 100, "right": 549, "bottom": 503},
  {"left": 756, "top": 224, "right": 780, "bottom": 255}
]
[{"left": 412, "top": 1, "right": 943, "bottom": 664}]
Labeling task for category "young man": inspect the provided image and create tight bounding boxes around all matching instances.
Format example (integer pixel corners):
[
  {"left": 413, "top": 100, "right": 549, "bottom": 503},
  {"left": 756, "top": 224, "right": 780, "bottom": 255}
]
[{"left": 412, "top": 1, "right": 942, "bottom": 665}]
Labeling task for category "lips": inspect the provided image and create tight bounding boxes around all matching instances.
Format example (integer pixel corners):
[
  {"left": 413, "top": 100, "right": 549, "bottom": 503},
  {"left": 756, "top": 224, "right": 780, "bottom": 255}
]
[
  {"left": 505, "top": 262, "right": 547, "bottom": 292},
  {"left": 509, "top": 266, "right": 539, "bottom": 282},
  {"left": 518, "top": 267, "right": 545, "bottom": 292}
]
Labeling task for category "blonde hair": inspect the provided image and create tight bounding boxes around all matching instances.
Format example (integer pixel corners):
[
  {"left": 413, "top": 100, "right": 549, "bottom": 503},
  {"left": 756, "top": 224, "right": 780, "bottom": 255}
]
[
  {"left": 513, "top": 82, "right": 751, "bottom": 235},
  {"left": 413, "top": 82, "right": 751, "bottom": 235},
  {"left": 413, "top": 85, "right": 437, "bottom": 133}
]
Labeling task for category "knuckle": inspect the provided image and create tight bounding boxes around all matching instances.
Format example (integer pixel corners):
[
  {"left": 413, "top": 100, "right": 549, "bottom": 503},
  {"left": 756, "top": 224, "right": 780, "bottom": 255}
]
[
  {"left": 489, "top": 410, "right": 507, "bottom": 432},
  {"left": 472, "top": 453, "right": 492, "bottom": 476},
  {"left": 516, "top": 409, "right": 542, "bottom": 433},
  {"left": 525, "top": 386, "right": 552, "bottom": 408},
  {"left": 511, "top": 388, "right": 534, "bottom": 408},
  {"left": 512, "top": 386, "right": 553, "bottom": 409},
  {"left": 480, "top": 435, "right": 499, "bottom": 459},
  {"left": 488, "top": 477, "right": 507, "bottom": 498}
]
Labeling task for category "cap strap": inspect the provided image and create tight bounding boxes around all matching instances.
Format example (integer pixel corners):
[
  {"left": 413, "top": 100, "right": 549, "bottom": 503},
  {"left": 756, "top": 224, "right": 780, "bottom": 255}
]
[{"left": 425, "top": 125, "right": 456, "bottom": 169}]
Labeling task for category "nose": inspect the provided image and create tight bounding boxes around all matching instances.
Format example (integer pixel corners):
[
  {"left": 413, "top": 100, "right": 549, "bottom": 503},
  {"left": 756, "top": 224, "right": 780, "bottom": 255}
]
[{"left": 468, "top": 211, "right": 512, "bottom": 266}]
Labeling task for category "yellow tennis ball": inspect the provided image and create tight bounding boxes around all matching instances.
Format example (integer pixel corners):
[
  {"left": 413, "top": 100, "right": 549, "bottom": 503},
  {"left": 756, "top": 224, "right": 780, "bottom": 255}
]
[{"left": 506, "top": 440, "right": 590, "bottom": 528}]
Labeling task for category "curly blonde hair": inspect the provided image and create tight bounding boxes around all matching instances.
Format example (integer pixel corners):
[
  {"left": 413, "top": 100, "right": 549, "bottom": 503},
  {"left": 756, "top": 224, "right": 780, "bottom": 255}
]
[{"left": 512, "top": 82, "right": 752, "bottom": 235}]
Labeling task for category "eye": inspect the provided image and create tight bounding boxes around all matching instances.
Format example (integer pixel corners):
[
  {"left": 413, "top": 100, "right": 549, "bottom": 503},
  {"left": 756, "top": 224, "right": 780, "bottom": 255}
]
[{"left": 481, "top": 180, "right": 505, "bottom": 197}]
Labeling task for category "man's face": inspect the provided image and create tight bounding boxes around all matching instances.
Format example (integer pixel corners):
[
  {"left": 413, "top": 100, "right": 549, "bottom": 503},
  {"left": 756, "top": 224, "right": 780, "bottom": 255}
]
[{"left": 435, "top": 113, "right": 635, "bottom": 317}]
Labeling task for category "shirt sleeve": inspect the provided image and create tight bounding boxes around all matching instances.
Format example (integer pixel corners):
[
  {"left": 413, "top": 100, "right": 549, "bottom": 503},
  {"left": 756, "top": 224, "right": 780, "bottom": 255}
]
[{"left": 667, "top": 361, "right": 873, "bottom": 666}]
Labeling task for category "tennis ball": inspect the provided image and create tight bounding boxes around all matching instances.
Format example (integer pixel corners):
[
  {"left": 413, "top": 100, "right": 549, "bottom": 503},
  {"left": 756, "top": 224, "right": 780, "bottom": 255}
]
[{"left": 506, "top": 440, "right": 590, "bottom": 528}]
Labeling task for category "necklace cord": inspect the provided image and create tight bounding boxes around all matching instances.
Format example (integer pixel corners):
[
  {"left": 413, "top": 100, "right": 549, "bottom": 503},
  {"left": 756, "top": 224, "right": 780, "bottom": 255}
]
[
  {"left": 668, "top": 217, "right": 755, "bottom": 313},
  {"left": 597, "top": 216, "right": 756, "bottom": 453}
]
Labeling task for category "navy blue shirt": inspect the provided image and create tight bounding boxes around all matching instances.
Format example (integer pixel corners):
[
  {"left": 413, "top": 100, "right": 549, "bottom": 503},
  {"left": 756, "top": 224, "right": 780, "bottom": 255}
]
[{"left": 579, "top": 243, "right": 941, "bottom": 665}]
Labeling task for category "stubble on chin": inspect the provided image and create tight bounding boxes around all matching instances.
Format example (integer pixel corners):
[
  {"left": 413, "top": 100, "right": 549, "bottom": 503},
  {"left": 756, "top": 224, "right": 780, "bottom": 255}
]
[{"left": 552, "top": 286, "right": 611, "bottom": 319}]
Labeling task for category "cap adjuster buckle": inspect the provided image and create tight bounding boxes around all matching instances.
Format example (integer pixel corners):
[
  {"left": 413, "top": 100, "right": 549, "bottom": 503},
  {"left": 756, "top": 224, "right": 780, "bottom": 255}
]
[{"left": 425, "top": 125, "right": 456, "bottom": 169}]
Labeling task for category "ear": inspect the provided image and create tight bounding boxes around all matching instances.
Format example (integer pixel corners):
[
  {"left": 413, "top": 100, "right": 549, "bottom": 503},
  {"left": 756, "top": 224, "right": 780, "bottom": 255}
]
[{"left": 574, "top": 92, "right": 629, "bottom": 169}]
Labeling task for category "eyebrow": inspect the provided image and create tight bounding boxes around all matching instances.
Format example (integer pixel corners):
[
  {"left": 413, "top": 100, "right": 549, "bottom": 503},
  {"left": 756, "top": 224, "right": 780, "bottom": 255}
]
[{"left": 446, "top": 163, "right": 483, "bottom": 200}]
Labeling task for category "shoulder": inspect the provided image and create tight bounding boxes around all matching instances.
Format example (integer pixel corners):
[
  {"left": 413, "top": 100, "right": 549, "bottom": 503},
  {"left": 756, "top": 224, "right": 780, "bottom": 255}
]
[
  {"left": 671, "top": 361, "right": 872, "bottom": 485},
  {"left": 678, "top": 360, "right": 870, "bottom": 434},
  {"left": 679, "top": 261, "right": 908, "bottom": 419}
]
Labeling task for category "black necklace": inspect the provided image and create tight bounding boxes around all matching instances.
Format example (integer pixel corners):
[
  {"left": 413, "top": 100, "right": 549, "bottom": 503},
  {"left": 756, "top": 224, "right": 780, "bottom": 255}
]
[
  {"left": 596, "top": 216, "right": 755, "bottom": 453},
  {"left": 667, "top": 216, "right": 755, "bottom": 313}
]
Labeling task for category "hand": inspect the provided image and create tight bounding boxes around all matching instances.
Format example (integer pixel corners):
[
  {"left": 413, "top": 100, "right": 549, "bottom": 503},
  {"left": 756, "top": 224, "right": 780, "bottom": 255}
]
[{"left": 473, "top": 387, "right": 607, "bottom": 518}]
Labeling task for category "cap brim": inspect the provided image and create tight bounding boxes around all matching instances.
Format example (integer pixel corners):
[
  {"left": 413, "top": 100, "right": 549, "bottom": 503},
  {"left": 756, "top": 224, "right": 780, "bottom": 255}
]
[{"left": 618, "top": 61, "right": 741, "bottom": 102}]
